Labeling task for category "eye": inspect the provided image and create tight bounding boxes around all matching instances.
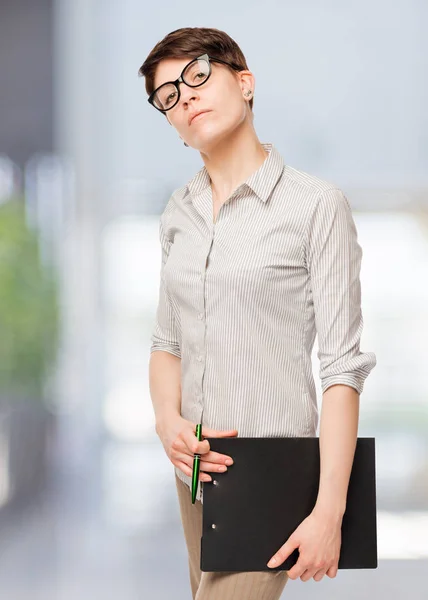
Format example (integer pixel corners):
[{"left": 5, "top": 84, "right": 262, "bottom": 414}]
[
  {"left": 165, "top": 91, "right": 177, "bottom": 105},
  {"left": 191, "top": 71, "right": 207, "bottom": 83}
]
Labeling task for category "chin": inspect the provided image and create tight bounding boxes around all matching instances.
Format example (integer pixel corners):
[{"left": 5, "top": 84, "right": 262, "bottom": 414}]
[{"left": 194, "top": 125, "right": 236, "bottom": 152}]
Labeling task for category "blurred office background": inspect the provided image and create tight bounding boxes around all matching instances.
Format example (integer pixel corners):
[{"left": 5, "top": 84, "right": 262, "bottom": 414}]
[{"left": 0, "top": 0, "right": 427, "bottom": 598}]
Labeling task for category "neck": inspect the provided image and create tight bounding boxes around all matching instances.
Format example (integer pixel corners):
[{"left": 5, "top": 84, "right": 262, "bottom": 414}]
[{"left": 199, "top": 126, "right": 268, "bottom": 199}]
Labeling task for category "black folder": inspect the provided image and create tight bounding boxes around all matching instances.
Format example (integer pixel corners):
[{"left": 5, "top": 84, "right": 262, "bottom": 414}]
[{"left": 200, "top": 437, "right": 377, "bottom": 572}]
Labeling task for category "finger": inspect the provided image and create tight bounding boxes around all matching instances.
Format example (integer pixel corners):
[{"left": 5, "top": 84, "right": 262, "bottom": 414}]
[
  {"left": 173, "top": 459, "right": 212, "bottom": 481},
  {"left": 286, "top": 560, "right": 308, "bottom": 581},
  {"left": 188, "top": 424, "right": 238, "bottom": 456},
  {"left": 182, "top": 427, "right": 210, "bottom": 455},
  {"left": 194, "top": 450, "right": 232, "bottom": 464},
  {"left": 300, "top": 565, "right": 321, "bottom": 582},
  {"left": 326, "top": 565, "right": 338, "bottom": 578},
  {"left": 174, "top": 451, "right": 229, "bottom": 474},
  {"left": 171, "top": 440, "right": 228, "bottom": 466},
  {"left": 170, "top": 438, "right": 208, "bottom": 466},
  {"left": 298, "top": 568, "right": 313, "bottom": 582},
  {"left": 201, "top": 426, "right": 239, "bottom": 438},
  {"left": 267, "top": 539, "right": 297, "bottom": 568},
  {"left": 312, "top": 568, "right": 327, "bottom": 582}
]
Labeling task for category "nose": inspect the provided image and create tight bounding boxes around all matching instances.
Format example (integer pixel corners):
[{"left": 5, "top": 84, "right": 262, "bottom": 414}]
[{"left": 178, "top": 82, "right": 199, "bottom": 107}]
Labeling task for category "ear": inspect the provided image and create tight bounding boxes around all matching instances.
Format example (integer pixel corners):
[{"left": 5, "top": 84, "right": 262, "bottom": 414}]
[{"left": 237, "top": 70, "right": 255, "bottom": 97}]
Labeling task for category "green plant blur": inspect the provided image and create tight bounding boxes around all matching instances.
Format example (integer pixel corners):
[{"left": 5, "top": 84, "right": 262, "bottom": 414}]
[{"left": 0, "top": 198, "right": 59, "bottom": 401}]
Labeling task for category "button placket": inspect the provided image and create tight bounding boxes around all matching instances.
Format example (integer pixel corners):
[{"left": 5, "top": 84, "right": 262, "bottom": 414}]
[{"left": 195, "top": 233, "right": 215, "bottom": 420}]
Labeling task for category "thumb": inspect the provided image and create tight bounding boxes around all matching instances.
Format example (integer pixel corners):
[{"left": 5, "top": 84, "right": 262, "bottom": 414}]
[
  {"left": 201, "top": 426, "right": 238, "bottom": 438},
  {"left": 267, "top": 535, "right": 299, "bottom": 568}
]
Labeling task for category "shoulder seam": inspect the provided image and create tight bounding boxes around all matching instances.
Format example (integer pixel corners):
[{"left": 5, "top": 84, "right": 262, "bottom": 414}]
[{"left": 282, "top": 165, "right": 339, "bottom": 194}]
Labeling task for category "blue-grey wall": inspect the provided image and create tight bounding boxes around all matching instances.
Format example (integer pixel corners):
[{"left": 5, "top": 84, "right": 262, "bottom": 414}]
[{"left": 0, "top": 0, "right": 54, "bottom": 168}]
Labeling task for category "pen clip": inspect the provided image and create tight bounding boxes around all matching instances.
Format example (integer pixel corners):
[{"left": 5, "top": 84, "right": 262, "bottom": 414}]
[{"left": 196, "top": 406, "right": 204, "bottom": 441}]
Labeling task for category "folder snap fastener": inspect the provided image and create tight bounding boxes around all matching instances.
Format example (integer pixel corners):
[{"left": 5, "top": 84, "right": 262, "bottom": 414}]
[
  {"left": 213, "top": 480, "right": 218, "bottom": 485},
  {"left": 211, "top": 523, "right": 216, "bottom": 529}
]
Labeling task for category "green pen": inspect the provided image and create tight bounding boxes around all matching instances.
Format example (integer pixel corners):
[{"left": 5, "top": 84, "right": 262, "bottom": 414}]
[{"left": 191, "top": 407, "right": 204, "bottom": 504}]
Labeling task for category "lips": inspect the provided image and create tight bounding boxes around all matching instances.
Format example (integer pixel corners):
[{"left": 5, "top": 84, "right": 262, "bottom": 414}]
[{"left": 189, "top": 110, "right": 211, "bottom": 125}]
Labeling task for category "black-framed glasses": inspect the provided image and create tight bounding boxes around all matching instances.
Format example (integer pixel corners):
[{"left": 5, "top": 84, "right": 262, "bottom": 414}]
[{"left": 148, "top": 53, "right": 244, "bottom": 113}]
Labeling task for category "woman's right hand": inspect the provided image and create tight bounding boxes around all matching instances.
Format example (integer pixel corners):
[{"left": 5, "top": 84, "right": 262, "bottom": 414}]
[{"left": 156, "top": 414, "right": 237, "bottom": 482}]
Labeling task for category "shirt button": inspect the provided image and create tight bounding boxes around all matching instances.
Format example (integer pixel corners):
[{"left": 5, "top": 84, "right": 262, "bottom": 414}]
[
  {"left": 198, "top": 313, "right": 204, "bottom": 320},
  {"left": 197, "top": 355, "right": 203, "bottom": 362}
]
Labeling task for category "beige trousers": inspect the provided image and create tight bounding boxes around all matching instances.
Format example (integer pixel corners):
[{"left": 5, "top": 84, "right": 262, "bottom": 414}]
[{"left": 175, "top": 473, "right": 289, "bottom": 599}]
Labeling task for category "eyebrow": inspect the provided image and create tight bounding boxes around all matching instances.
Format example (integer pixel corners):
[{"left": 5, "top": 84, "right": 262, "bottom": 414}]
[
  {"left": 154, "top": 55, "right": 213, "bottom": 92},
  {"left": 154, "top": 61, "right": 190, "bottom": 91}
]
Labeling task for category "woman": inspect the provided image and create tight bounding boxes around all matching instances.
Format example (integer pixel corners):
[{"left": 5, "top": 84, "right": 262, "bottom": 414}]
[{"left": 141, "top": 26, "right": 376, "bottom": 600}]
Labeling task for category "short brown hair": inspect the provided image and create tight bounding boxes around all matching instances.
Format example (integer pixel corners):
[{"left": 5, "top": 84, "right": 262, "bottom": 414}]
[{"left": 138, "top": 27, "right": 254, "bottom": 112}]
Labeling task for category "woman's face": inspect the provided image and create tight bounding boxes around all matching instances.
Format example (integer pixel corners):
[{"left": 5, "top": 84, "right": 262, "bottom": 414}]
[{"left": 152, "top": 56, "right": 254, "bottom": 151}]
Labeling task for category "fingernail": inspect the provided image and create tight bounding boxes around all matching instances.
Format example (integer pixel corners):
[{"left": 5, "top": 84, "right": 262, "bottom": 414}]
[
  {"left": 267, "top": 558, "right": 276, "bottom": 567},
  {"left": 225, "top": 459, "right": 233, "bottom": 466}
]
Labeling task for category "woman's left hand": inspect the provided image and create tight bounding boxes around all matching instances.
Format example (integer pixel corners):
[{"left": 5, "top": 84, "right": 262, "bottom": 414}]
[{"left": 266, "top": 506, "right": 342, "bottom": 582}]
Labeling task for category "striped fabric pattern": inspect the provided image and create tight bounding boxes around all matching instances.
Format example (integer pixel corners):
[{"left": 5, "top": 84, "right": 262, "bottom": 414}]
[{"left": 150, "top": 142, "right": 377, "bottom": 503}]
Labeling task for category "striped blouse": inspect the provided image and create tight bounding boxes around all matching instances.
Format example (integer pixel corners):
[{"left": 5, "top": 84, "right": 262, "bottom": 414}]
[{"left": 150, "top": 142, "right": 377, "bottom": 503}]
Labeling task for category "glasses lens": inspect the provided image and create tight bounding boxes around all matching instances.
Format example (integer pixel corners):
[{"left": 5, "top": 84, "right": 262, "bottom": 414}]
[
  {"left": 153, "top": 83, "right": 179, "bottom": 111},
  {"left": 151, "top": 58, "right": 210, "bottom": 111},
  {"left": 182, "top": 58, "right": 210, "bottom": 87}
]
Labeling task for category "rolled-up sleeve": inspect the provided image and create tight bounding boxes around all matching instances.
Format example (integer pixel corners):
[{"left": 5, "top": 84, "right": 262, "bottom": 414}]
[
  {"left": 150, "top": 215, "right": 181, "bottom": 358},
  {"left": 304, "top": 188, "right": 376, "bottom": 395}
]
